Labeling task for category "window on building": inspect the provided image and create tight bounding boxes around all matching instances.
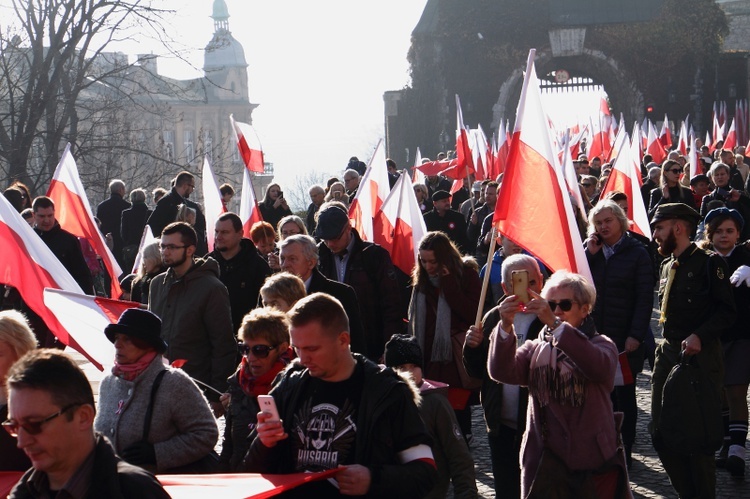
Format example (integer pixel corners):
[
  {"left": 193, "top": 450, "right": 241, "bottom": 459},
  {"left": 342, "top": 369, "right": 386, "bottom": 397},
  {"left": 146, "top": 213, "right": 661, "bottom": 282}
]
[
  {"left": 184, "top": 130, "right": 194, "bottom": 163},
  {"left": 163, "top": 130, "right": 174, "bottom": 161}
]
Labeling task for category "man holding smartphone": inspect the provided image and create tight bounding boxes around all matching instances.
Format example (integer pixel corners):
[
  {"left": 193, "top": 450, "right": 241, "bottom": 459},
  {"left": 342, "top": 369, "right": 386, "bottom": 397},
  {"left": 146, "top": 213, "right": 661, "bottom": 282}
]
[{"left": 243, "top": 293, "right": 437, "bottom": 497}]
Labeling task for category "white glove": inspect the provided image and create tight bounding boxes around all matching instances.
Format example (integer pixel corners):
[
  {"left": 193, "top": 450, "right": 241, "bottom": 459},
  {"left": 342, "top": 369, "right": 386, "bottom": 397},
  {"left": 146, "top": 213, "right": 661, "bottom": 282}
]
[{"left": 730, "top": 265, "right": 750, "bottom": 287}]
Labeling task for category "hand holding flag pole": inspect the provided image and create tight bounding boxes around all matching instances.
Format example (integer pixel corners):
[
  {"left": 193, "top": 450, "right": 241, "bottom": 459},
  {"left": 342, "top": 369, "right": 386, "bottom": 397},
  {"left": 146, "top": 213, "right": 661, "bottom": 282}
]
[{"left": 475, "top": 227, "right": 498, "bottom": 327}]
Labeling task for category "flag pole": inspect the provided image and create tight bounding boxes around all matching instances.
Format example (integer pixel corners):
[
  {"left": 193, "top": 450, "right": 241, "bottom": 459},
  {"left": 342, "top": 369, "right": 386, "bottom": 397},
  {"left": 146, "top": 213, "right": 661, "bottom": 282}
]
[{"left": 475, "top": 227, "right": 498, "bottom": 327}]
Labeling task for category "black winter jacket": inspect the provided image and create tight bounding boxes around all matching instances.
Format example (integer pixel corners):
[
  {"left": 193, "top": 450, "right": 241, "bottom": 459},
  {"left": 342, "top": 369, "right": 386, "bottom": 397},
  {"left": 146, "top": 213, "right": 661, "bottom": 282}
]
[{"left": 35, "top": 223, "right": 94, "bottom": 294}]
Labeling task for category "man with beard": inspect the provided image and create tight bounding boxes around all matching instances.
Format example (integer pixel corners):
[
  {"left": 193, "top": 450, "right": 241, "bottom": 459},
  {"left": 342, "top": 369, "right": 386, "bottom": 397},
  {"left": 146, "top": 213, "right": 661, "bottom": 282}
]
[
  {"left": 208, "top": 212, "right": 271, "bottom": 333},
  {"left": 148, "top": 222, "right": 235, "bottom": 416},
  {"left": 650, "top": 203, "right": 735, "bottom": 499}
]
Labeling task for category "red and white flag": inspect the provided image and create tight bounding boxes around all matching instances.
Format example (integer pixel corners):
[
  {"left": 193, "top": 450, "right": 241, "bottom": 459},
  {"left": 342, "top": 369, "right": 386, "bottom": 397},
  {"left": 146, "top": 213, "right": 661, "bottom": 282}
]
[
  {"left": 454, "top": 94, "right": 475, "bottom": 182},
  {"left": 349, "top": 139, "right": 392, "bottom": 242},
  {"left": 658, "top": 114, "right": 673, "bottom": 149},
  {"left": 560, "top": 130, "right": 587, "bottom": 220},
  {"left": 676, "top": 120, "right": 688, "bottom": 156},
  {"left": 48, "top": 144, "right": 122, "bottom": 298},
  {"left": 646, "top": 121, "right": 666, "bottom": 164},
  {"left": 131, "top": 225, "right": 156, "bottom": 274},
  {"left": 412, "top": 147, "right": 426, "bottom": 184},
  {"left": 586, "top": 90, "right": 612, "bottom": 162},
  {"left": 372, "top": 173, "right": 427, "bottom": 275},
  {"left": 614, "top": 351, "right": 634, "bottom": 386},
  {"left": 230, "top": 114, "right": 265, "bottom": 173},
  {"left": 723, "top": 118, "right": 737, "bottom": 152},
  {"left": 711, "top": 114, "right": 724, "bottom": 152},
  {"left": 492, "top": 49, "right": 591, "bottom": 281},
  {"left": 631, "top": 121, "right": 643, "bottom": 166},
  {"left": 0, "top": 193, "right": 113, "bottom": 369},
  {"left": 689, "top": 132, "right": 700, "bottom": 179},
  {"left": 494, "top": 119, "right": 510, "bottom": 177},
  {"left": 43, "top": 288, "right": 139, "bottom": 370},
  {"left": 201, "top": 156, "right": 225, "bottom": 252},
  {"left": 600, "top": 127, "right": 651, "bottom": 239},
  {"left": 239, "top": 166, "right": 263, "bottom": 238}
]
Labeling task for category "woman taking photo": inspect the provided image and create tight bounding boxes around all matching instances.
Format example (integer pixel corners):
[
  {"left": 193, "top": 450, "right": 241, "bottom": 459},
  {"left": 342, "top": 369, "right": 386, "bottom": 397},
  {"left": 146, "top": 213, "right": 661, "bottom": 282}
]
[
  {"left": 486, "top": 271, "right": 630, "bottom": 498},
  {"left": 259, "top": 183, "right": 292, "bottom": 230},
  {"left": 409, "top": 231, "right": 481, "bottom": 439},
  {"left": 698, "top": 207, "right": 750, "bottom": 478},
  {"left": 648, "top": 158, "right": 696, "bottom": 220},
  {"left": 95, "top": 309, "right": 218, "bottom": 473},
  {"left": 0, "top": 310, "right": 36, "bottom": 470}
]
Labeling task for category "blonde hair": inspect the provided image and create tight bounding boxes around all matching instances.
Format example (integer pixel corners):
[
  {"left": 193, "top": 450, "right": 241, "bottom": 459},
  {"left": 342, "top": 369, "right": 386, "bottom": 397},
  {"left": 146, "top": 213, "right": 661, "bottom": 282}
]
[{"left": 0, "top": 310, "right": 37, "bottom": 366}]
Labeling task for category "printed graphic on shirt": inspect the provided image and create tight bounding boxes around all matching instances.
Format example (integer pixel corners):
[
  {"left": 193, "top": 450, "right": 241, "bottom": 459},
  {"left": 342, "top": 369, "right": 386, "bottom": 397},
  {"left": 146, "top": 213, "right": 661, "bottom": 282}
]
[{"left": 291, "top": 398, "right": 357, "bottom": 472}]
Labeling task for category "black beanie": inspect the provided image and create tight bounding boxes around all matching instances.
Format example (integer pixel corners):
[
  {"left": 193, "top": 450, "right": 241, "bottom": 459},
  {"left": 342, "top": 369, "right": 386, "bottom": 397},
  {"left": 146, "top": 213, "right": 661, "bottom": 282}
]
[{"left": 384, "top": 334, "right": 424, "bottom": 369}]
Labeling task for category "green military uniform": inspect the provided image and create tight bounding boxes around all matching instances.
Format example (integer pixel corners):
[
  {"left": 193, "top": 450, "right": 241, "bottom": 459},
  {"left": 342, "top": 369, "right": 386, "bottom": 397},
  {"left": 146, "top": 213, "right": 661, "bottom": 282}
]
[{"left": 650, "top": 204, "right": 736, "bottom": 499}]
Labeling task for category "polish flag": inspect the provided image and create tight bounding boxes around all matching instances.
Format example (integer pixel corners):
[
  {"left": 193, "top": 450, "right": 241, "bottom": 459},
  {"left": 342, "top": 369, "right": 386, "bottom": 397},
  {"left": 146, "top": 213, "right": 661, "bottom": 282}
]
[
  {"left": 711, "top": 114, "right": 724, "bottom": 151},
  {"left": 614, "top": 352, "right": 634, "bottom": 386},
  {"left": 706, "top": 130, "right": 713, "bottom": 153},
  {"left": 676, "top": 120, "right": 688, "bottom": 156},
  {"left": 372, "top": 173, "right": 427, "bottom": 275},
  {"left": 631, "top": 121, "right": 643, "bottom": 166},
  {"left": 349, "top": 139, "right": 392, "bottom": 242},
  {"left": 239, "top": 166, "right": 263, "bottom": 238},
  {"left": 47, "top": 144, "right": 122, "bottom": 298},
  {"left": 587, "top": 91, "right": 612, "bottom": 162},
  {"left": 568, "top": 124, "right": 587, "bottom": 160},
  {"left": 454, "top": 94, "right": 475, "bottom": 182},
  {"left": 646, "top": 121, "right": 666, "bottom": 164},
  {"left": 689, "top": 133, "right": 700, "bottom": 179},
  {"left": 658, "top": 114, "right": 673, "bottom": 149},
  {"left": 495, "top": 119, "right": 510, "bottom": 176},
  {"left": 0, "top": 193, "right": 106, "bottom": 368},
  {"left": 416, "top": 158, "right": 455, "bottom": 176},
  {"left": 43, "top": 288, "right": 139, "bottom": 370},
  {"left": 230, "top": 114, "right": 264, "bottom": 173},
  {"left": 412, "top": 147, "right": 426, "bottom": 184},
  {"left": 131, "top": 225, "right": 156, "bottom": 274},
  {"left": 723, "top": 118, "right": 737, "bottom": 152},
  {"left": 201, "top": 156, "right": 225, "bottom": 252},
  {"left": 470, "top": 125, "right": 489, "bottom": 181},
  {"left": 599, "top": 127, "right": 651, "bottom": 239},
  {"left": 492, "top": 49, "right": 591, "bottom": 281},
  {"left": 560, "top": 130, "right": 587, "bottom": 220}
]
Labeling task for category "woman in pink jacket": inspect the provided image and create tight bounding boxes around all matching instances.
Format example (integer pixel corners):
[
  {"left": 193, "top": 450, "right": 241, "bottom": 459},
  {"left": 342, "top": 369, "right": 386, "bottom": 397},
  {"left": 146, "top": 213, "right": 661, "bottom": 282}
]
[{"left": 485, "top": 271, "right": 631, "bottom": 498}]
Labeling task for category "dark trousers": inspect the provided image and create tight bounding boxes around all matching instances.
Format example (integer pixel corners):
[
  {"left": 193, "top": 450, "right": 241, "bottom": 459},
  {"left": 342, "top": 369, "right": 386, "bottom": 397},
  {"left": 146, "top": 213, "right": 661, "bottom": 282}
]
[
  {"left": 488, "top": 424, "right": 521, "bottom": 498},
  {"left": 651, "top": 338, "right": 723, "bottom": 499},
  {"left": 611, "top": 383, "right": 637, "bottom": 450}
]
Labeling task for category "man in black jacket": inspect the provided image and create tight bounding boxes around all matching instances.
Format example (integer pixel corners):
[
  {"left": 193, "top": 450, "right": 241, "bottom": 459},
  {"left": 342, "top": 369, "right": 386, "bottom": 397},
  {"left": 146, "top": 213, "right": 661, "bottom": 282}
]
[
  {"left": 463, "top": 254, "right": 544, "bottom": 496},
  {"left": 96, "top": 179, "right": 131, "bottom": 267},
  {"left": 147, "top": 171, "right": 208, "bottom": 255},
  {"left": 316, "top": 202, "right": 405, "bottom": 361},
  {"left": 7, "top": 350, "right": 169, "bottom": 499},
  {"left": 32, "top": 196, "right": 94, "bottom": 295},
  {"left": 244, "top": 293, "right": 437, "bottom": 497},
  {"left": 279, "top": 234, "right": 366, "bottom": 356},
  {"left": 208, "top": 212, "right": 271, "bottom": 333},
  {"left": 423, "top": 190, "right": 470, "bottom": 255},
  {"left": 120, "top": 188, "right": 152, "bottom": 272}
]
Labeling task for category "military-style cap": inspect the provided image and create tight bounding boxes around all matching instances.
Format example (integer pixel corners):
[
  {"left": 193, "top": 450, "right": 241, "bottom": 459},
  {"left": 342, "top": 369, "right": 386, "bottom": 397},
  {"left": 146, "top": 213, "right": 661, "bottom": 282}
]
[
  {"left": 689, "top": 174, "right": 709, "bottom": 186},
  {"left": 315, "top": 204, "right": 350, "bottom": 240},
  {"left": 704, "top": 207, "right": 745, "bottom": 231},
  {"left": 650, "top": 203, "right": 700, "bottom": 227},
  {"left": 432, "top": 190, "right": 451, "bottom": 202}
]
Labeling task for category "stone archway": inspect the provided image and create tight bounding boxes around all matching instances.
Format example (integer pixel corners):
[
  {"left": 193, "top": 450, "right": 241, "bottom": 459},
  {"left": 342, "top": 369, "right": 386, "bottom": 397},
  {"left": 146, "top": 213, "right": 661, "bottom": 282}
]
[{"left": 491, "top": 48, "right": 644, "bottom": 131}]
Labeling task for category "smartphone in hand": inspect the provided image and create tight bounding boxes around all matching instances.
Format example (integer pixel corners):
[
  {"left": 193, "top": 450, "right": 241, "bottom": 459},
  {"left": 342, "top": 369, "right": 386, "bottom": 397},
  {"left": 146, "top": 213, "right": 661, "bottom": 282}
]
[
  {"left": 257, "top": 395, "right": 280, "bottom": 422},
  {"left": 511, "top": 269, "right": 530, "bottom": 304}
]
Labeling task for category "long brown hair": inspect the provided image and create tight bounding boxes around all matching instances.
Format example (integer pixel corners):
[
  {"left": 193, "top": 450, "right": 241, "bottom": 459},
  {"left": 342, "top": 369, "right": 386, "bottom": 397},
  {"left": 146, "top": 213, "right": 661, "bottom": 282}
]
[{"left": 412, "top": 231, "right": 464, "bottom": 291}]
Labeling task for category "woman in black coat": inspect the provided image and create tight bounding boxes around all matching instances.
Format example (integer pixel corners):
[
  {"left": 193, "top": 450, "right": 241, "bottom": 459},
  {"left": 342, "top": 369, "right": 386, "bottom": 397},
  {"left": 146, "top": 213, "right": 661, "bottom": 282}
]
[
  {"left": 648, "top": 159, "right": 696, "bottom": 220},
  {"left": 258, "top": 183, "right": 292, "bottom": 230}
]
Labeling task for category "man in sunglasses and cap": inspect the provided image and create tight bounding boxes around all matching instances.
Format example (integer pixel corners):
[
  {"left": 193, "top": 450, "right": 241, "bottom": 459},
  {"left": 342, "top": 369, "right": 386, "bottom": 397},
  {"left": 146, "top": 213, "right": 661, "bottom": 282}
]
[
  {"left": 5, "top": 349, "right": 170, "bottom": 498},
  {"left": 650, "top": 203, "right": 735, "bottom": 499}
]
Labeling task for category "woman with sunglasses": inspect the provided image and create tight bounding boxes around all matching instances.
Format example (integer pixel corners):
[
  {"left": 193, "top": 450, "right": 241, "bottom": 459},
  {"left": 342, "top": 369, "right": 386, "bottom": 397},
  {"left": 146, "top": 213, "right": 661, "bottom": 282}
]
[
  {"left": 487, "top": 271, "right": 631, "bottom": 498},
  {"left": 94, "top": 309, "right": 219, "bottom": 473},
  {"left": 219, "top": 307, "right": 292, "bottom": 471},
  {"left": 648, "top": 158, "right": 696, "bottom": 221},
  {"left": 0, "top": 310, "right": 37, "bottom": 470}
]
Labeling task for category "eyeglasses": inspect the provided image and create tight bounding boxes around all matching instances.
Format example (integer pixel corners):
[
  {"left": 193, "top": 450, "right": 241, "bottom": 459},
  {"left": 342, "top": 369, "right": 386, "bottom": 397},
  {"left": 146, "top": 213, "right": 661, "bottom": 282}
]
[
  {"left": 581, "top": 183, "right": 593, "bottom": 187},
  {"left": 667, "top": 169, "right": 683, "bottom": 174},
  {"left": 159, "top": 244, "right": 187, "bottom": 252},
  {"left": 547, "top": 299, "right": 576, "bottom": 312},
  {"left": 2, "top": 403, "right": 80, "bottom": 437},
  {"left": 238, "top": 343, "right": 277, "bottom": 358}
]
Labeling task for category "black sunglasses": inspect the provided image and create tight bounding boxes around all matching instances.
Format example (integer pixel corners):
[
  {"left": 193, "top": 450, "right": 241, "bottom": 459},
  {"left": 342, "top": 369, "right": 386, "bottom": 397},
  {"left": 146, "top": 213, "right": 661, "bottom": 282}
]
[
  {"left": 238, "top": 343, "right": 277, "bottom": 359},
  {"left": 547, "top": 299, "right": 576, "bottom": 312},
  {"left": 667, "top": 168, "right": 682, "bottom": 174},
  {"left": 2, "top": 403, "right": 80, "bottom": 437}
]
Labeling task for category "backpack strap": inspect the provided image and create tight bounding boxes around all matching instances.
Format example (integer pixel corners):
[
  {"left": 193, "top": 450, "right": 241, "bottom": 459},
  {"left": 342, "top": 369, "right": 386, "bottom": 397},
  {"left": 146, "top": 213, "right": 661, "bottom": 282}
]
[{"left": 142, "top": 369, "right": 168, "bottom": 441}]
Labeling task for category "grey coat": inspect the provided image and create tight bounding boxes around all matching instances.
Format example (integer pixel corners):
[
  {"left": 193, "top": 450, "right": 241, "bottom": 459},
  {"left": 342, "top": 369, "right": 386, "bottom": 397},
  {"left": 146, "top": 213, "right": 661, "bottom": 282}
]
[{"left": 94, "top": 356, "right": 219, "bottom": 472}]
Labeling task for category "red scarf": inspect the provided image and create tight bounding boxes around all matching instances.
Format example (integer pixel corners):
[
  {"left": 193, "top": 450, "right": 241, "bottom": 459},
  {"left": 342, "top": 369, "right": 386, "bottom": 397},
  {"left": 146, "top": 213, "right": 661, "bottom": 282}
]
[
  {"left": 112, "top": 351, "right": 159, "bottom": 381},
  {"left": 237, "top": 348, "right": 291, "bottom": 398}
]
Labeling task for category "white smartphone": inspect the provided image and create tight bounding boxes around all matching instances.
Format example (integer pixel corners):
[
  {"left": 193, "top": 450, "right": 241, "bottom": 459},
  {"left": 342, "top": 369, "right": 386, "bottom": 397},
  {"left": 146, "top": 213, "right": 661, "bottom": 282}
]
[{"left": 257, "top": 395, "right": 280, "bottom": 422}]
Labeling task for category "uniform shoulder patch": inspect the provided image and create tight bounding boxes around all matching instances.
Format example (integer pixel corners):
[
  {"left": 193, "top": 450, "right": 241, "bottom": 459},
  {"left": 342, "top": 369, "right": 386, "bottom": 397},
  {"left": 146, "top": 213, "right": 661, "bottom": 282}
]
[{"left": 717, "top": 267, "right": 724, "bottom": 280}]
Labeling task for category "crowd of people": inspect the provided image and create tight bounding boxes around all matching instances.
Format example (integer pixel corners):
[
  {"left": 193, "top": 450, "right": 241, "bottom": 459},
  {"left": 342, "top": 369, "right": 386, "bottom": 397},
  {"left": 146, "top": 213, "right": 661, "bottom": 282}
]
[{"left": 0, "top": 142, "right": 749, "bottom": 498}]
